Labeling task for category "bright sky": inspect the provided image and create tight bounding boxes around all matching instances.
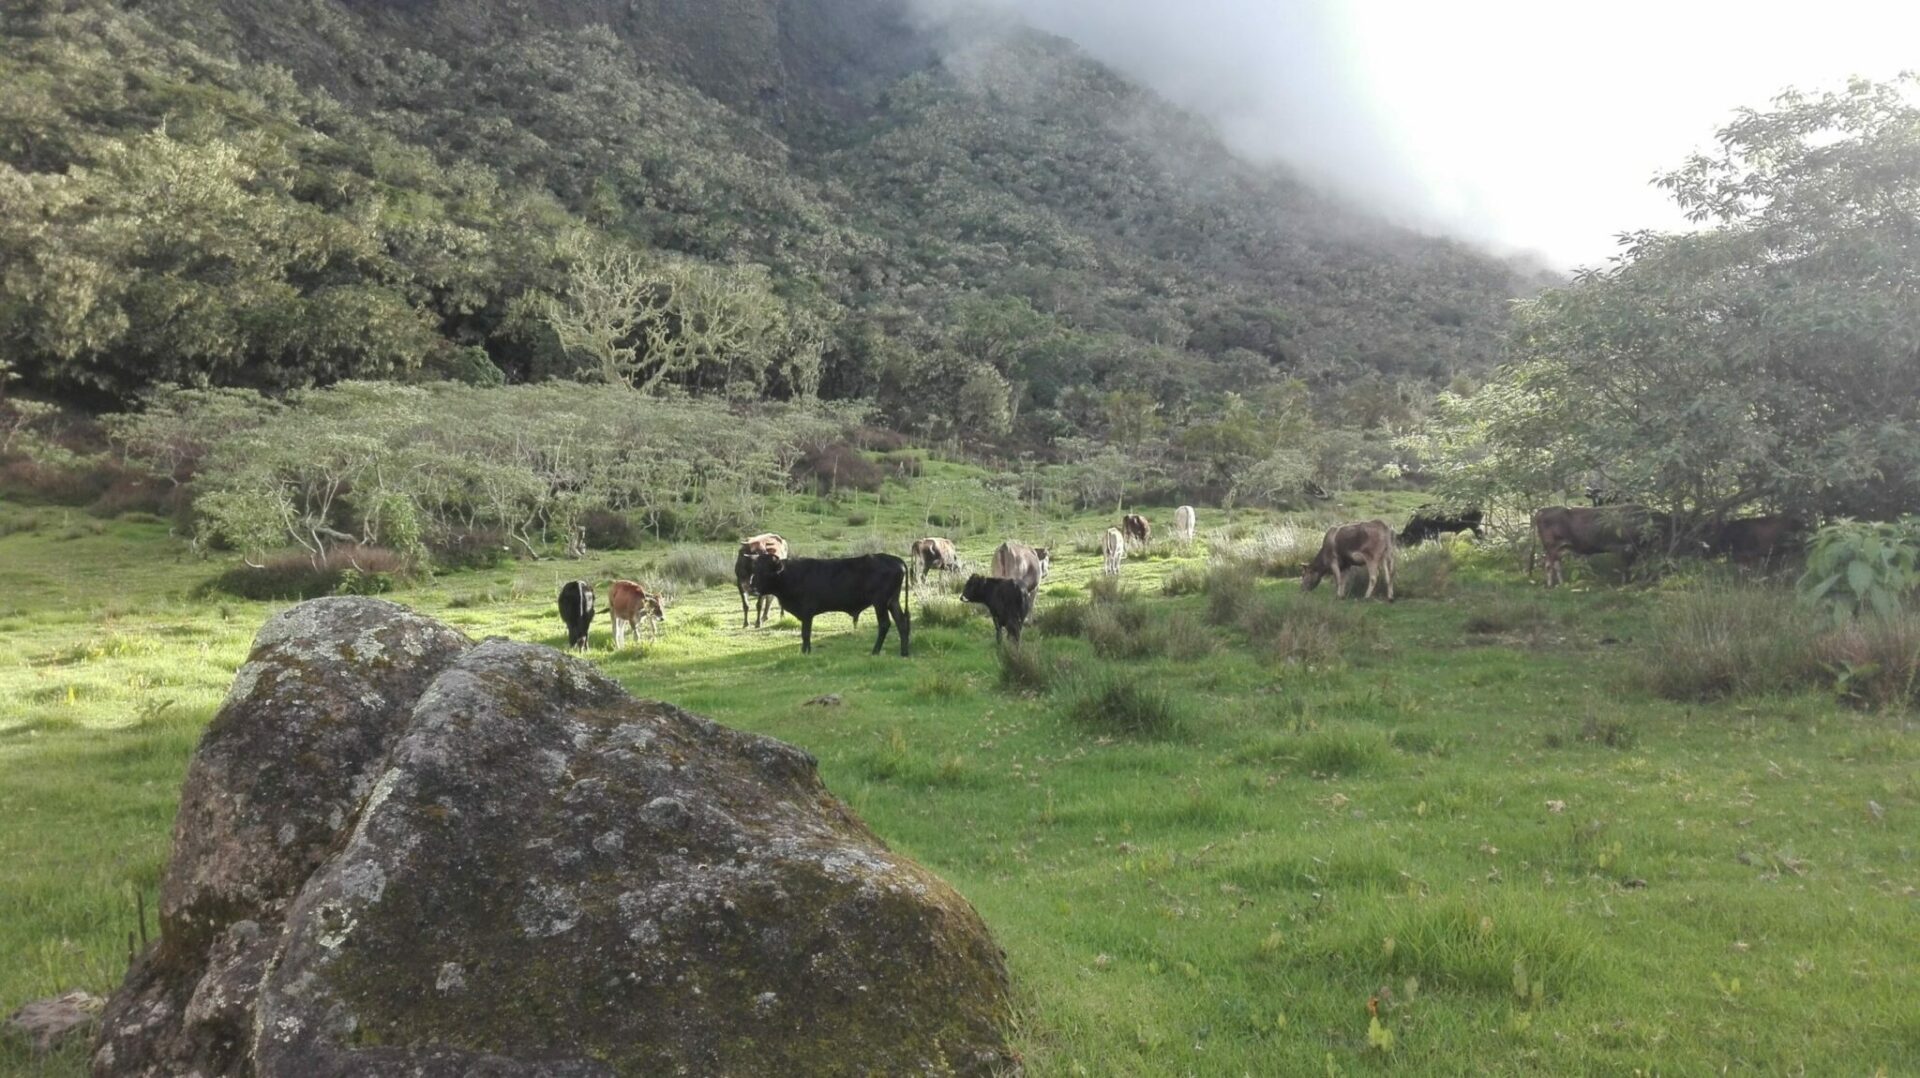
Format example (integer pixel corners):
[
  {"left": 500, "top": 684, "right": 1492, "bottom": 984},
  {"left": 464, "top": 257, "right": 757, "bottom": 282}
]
[{"left": 982, "top": 0, "right": 1919, "bottom": 269}]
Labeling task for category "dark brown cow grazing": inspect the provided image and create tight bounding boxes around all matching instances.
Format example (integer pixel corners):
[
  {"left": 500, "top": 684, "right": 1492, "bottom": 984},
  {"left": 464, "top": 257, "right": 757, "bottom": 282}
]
[
  {"left": 608, "top": 579, "right": 668, "bottom": 647},
  {"left": 1532, "top": 505, "right": 1675, "bottom": 587},
  {"left": 1302, "top": 520, "right": 1396, "bottom": 600},
  {"left": 1121, "top": 514, "right": 1151, "bottom": 549},
  {"left": 909, "top": 537, "right": 960, "bottom": 584},
  {"left": 735, "top": 532, "right": 789, "bottom": 628},
  {"left": 1709, "top": 514, "right": 1803, "bottom": 565}
]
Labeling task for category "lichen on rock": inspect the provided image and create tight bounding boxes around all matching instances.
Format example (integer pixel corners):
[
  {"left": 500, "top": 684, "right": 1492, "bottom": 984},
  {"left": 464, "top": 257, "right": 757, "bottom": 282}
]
[{"left": 96, "top": 599, "right": 1016, "bottom": 1077}]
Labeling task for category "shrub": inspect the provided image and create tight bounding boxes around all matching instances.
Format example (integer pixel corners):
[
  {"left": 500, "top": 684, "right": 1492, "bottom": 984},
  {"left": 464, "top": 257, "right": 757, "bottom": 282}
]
[
  {"left": 1086, "top": 575, "right": 1128, "bottom": 605},
  {"left": 881, "top": 451, "right": 924, "bottom": 479},
  {"left": 88, "top": 468, "right": 178, "bottom": 518},
  {"left": 852, "top": 426, "right": 910, "bottom": 452},
  {"left": 1033, "top": 599, "right": 1088, "bottom": 638},
  {"left": 660, "top": 547, "right": 737, "bottom": 590},
  {"left": 1215, "top": 524, "right": 1317, "bottom": 578},
  {"left": 793, "top": 441, "right": 885, "bottom": 494},
  {"left": 845, "top": 512, "right": 870, "bottom": 527},
  {"left": 1818, "top": 610, "right": 1920, "bottom": 709},
  {"left": 429, "top": 527, "right": 512, "bottom": 571},
  {"left": 202, "top": 546, "right": 407, "bottom": 601},
  {"left": 1799, "top": 517, "right": 1920, "bottom": 622},
  {"left": 997, "top": 643, "right": 1057, "bottom": 693},
  {"left": 1203, "top": 563, "right": 1259, "bottom": 626},
  {"left": 580, "top": 508, "right": 644, "bottom": 550},
  {"left": 0, "top": 456, "right": 114, "bottom": 506},
  {"left": 1292, "top": 729, "right": 1388, "bottom": 776},
  {"left": 1635, "top": 587, "right": 1823, "bottom": 700},
  {"left": 1065, "top": 670, "right": 1185, "bottom": 738}
]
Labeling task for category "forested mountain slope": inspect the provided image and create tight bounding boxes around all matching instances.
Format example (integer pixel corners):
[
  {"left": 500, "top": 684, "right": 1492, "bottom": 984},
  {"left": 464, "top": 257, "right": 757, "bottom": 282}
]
[{"left": 0, "top": 0, "right": 1545, "bottom": 438}]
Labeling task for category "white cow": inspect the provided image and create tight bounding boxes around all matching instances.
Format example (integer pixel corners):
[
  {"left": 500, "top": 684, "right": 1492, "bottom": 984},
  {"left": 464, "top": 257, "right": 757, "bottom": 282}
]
[
  {"left": 1174, "top": 505, "right": 1197, "bottom": 542},
  {"left": 1101, "top": 527, "right": 1124, "bottom": 576}
]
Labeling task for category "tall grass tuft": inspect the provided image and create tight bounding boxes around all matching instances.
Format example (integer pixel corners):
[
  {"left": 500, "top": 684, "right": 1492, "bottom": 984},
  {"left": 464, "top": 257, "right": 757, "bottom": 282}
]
[
  {"left": 659, "top": 547, "right": 736, "bottom": 590},
  {"left": 1818, "top": 610, "right": 1920, "bottom": 709},
  {"left": 997, "top": 643, "right": 1059, "bottom": 694},
  {"left": 1214, "top": 524, "right": 1317, "bottom": 578},
  {"left": 1203, "top": 562, "right": 1259, "bottom": 626},
  {"left": 1392, "top": 543, "right": 1454, "bottom": 599},
  {"left": 1033, "top": 599, "right": 1088, "bottom": 639},
  {"left": 916, "top": 597, "right": 974, "bottom": 628},
  {"left": 1238, "top": 592, "right": 1371, "bottom": 665},
  {"left": 1065, "top": 669, "right": 1186, "bottom": 739},
  {"left": 1635, "top": 587, "right": 1823, "bottom": 700}
]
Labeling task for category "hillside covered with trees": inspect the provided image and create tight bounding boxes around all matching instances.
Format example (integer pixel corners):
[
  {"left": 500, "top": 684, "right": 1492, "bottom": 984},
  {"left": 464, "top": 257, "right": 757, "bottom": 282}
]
[{"left": 0, "top": 0, "right": 1538, "bottom": 450}]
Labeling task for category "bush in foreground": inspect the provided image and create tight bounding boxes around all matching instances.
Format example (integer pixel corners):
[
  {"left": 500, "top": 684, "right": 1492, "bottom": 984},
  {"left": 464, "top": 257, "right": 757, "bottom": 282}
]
[{"left": 1065, "top": 670, "right": 1185, "bottom": 739}]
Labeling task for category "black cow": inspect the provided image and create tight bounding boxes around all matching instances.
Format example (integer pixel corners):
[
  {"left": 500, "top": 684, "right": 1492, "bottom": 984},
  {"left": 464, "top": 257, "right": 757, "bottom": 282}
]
[
  {"left": 1398, "top": 504, "right": 1485, "bottom": 546},
  {"left": 961, "top": 574, "right": 1027, "bottom": 646},
  {"left": 748, "top": 553, "right": 911, "bottom": 656},
  {"left": 1709, "top": 514, "right": 1804, "bottom": 565},
  {"left": 557, "top": 579, "right": 595, "bottom": 652}
]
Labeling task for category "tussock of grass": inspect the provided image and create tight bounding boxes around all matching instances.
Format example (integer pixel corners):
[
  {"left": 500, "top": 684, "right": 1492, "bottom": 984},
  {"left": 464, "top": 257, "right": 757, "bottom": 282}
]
[
  {"left": 1634, "top": 587, "right": 1822, "bottom": 700},
  {"left": 996, "top": 643, "right": 1061, "bottom": 694},
  {"left": 1064, "top": 670, "right": 1185, "bottom": 739},
  {"left": 1818, "top": 610, "right": 1920, "bottom": 709},
  {"left": 199, "top": 546, "right": 407, "bottom": 601},
  {"left": 1085, "top": 597, "right": 1219, "bottom": 661},
  {"left": 1461, "top": 594, "right": 1552, "bottom": 636},
  {"left": 1032, "top": 599, "right": 1088, "bottom": 638},
  {"left": 659, "top": 547, "right": 735, "bottom": 590},
  {"left": 1290, "top": 729, "right": 1390, "bottom": 776},
  {"left": 1238, "top": 593, "right": 1371, "bottom": 665},
  {"left": 853, "top": 728, "right": 974, "bottom": 787},
  {"left": 1392, "top": 543, "right": 1453, "bottom": 599},
  {"left": 1161, "top": 565, "right": 1208, "bottom": 597},
  {"left": 1364, "top": 896, "right": 1597, "bottom": 1001},
  {"left": 1214, "top": 524, "right": 1316, "bottom": 578},
  {"left": 916, "top": 597, "right": 974, "bottom": 628}
]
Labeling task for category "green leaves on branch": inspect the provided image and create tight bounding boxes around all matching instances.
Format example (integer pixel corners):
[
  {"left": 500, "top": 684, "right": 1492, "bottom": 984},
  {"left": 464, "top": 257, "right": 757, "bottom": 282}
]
[{"left": 1798, "top": 518, "right": 1920, "bottom": 623}]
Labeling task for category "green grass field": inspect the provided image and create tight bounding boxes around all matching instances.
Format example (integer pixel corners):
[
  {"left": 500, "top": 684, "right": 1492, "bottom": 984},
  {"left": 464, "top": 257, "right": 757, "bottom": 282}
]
[{"left": 3, "top": 482, "right": 1916, "bottom": 1075}]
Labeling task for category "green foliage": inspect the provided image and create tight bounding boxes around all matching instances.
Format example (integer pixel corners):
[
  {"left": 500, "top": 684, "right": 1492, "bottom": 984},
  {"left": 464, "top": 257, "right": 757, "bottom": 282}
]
[
  {"left": 1419, "top": 76, "right": 1920, "bottom": 522},
  {"left": 178, "top": 383, "right": 859, "bottom": 563},
  {"left": 1063, "top": 670, "right": 1185, "bottom": 739},
  {"left": 1798, "top": 518, "right": 1920, "bottom": 623},
  {"left": 1636, "top": 587, "right": 1824, "bottom": 700},
  {"left": 0, "top": 1, "right": 1523, "bottom": 434}
]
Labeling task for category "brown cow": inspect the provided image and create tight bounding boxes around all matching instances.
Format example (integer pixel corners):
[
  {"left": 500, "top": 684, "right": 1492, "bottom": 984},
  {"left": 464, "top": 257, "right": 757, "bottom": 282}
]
[
  {"left": 1302, "top": 520, "right": 1396, "bottom": 600},
  {"left": 1121, "top": 513, "right": 1151, "bottom": 550},
  {"left": 990, "top": 541, "right": 1051, "bottom": 623},
  {"left": 909, "top": 537, "right": 960, "bottom": 584},
  {"left": 1532, "top": 505, "right": 1675, "bottom": 587},
  {"left": 735, "top": 532, "right": 789, "bottom": 627},
  {"left": 1709, "top": 514, "right": 1803, "bottom": 565},
  {"left": 608, "top": 579, "right": 668, "bottom": 647}
]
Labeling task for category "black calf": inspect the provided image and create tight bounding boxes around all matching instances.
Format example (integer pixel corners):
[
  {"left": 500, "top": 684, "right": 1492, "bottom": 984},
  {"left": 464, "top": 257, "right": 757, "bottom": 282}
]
[
  {"left": 558, "top": 580, "right": 595, "bottom": 652},
  {"left": 748, "top": 554, "right": 911, "bottom": 656},
  {"left": 1398, "top": 504, "right": 1485, "bottom": 546},
  {"left": 961, "top": 574, "right": 1027, "bottom": 646}
]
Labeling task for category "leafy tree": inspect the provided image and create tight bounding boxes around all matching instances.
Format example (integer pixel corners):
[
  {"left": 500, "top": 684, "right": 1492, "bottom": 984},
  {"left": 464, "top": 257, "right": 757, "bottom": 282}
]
[{"left": 1429, "top": 77, "right": 1920, "bottom": 523}]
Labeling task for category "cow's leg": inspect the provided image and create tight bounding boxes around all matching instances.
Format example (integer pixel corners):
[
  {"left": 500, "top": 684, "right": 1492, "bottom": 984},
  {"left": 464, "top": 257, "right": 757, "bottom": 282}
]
[
  {"left": 1331, "top": 564, "right": 1346, "bottom": 598},
  {"left": 872, "top": 603, "right": 892, "bottom": 655},
  {"left": 1384, "top": 552, "right": 1395, "bottom": 601},
  {"left": 894, "top": 596, "right": 911, "bottom": 657},
  {"left": 613, "top": 616, "right": 624, "bottom": 649},
  {"left": 800, "top": 616, "right": 814, "bottom": 654},
  {"left": 1363, "top": 558, "right": 1378, "bottom": 599},
  {"left": 739, "top": 584, "right": 752, "bottom": 628}
]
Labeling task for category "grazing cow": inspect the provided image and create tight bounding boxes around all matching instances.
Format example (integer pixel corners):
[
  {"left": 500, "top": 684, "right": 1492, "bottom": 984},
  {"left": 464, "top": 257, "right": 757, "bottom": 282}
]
[
  {"left": 1532, "top": 504, "right": 1676, "bottom": 587},
  {"left": 961, "top": 574, "right": 1027, "bottom": 646},
  {"left": 1122, "top": 513, "right": 1151, "bottom": 549},
  {"left": 1302, "top": 520, "right": 1396, "bottom": 600},
  {"left": 735, "top": 532, "right": 789, "bottom": 628},
  {"left": 1174, "top": 505, "right": 1197, "bottom": 542},
  {"left": 557, "top": 580, "right": 595, "bottom": 651},
  {"left": 1709, "top": 514, "right": 1803, "bottom": 565},
  {"left": 1398, "top": 503, "right": 1486, "bottom": 546},
  {"left": 1100, "top": 527, "right": 1124, "bottom": 576},
  {"left": 909, "top": 536, "right": 961, "bottom": 585},
  {"left": 990, "top": 541, "right": 1051, "bottom": 623},
  {"left": 608, "top": 579, "right": 668, "bottom": 647},
  {"left": 748, "top": 553, "right": 911, "bottom": 656}
]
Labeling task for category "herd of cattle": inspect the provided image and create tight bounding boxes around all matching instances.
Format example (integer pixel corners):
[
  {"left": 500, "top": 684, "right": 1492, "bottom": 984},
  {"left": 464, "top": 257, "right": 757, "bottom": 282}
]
[{"left": 551, "top": 498, "right": 1806, "bottom": 655}]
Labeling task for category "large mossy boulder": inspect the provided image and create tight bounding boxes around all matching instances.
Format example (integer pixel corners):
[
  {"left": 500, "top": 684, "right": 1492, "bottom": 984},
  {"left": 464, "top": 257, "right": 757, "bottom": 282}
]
[{"left": 96, "top": 598, "right": 1015, "bottom": 1077}]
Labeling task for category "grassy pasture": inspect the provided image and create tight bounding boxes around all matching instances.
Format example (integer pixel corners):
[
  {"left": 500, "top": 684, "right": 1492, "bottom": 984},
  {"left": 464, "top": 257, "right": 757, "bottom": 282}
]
[{"left": 2, "top": 486, "right": 1916, "bottom": 1075}]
